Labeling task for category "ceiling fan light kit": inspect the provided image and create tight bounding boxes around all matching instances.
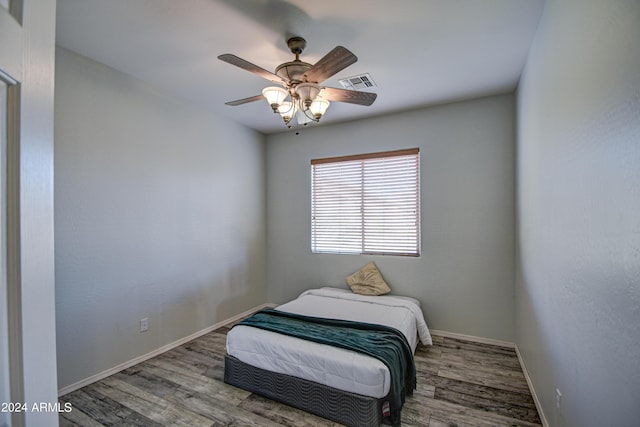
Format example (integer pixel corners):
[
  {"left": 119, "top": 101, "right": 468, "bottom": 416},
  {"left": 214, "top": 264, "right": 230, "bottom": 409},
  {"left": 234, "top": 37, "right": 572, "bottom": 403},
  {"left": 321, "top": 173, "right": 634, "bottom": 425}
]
[{"left": 219, "top": 36, "right": 377, "bottom": 129}]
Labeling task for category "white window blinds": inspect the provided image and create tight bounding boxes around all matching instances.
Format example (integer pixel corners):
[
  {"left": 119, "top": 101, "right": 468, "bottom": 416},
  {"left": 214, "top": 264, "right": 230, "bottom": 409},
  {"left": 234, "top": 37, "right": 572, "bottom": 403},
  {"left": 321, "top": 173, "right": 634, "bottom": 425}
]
[{"left": 311, "top": 148, "right": 420, "bottom": 256}]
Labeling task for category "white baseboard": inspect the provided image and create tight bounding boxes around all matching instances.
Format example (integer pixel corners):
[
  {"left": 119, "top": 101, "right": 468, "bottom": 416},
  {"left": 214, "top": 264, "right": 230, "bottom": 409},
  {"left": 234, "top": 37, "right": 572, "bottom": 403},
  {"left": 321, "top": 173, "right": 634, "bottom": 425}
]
[
  {"left": 57, "top": 302, "right": 277, "bottom": 397},
  {"left": 515, "top": 344, "right": 549, "bottom": 427},
  {"left": 430, "top": 329, "right": 515, "bottom": 349}
]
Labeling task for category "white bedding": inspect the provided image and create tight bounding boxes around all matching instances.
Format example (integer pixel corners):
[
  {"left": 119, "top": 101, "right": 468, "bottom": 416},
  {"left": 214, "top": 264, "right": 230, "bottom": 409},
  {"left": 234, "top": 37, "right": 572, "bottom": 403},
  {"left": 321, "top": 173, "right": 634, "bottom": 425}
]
[{"left": 226, "top": 287, "right": 431, "bottom": 398}]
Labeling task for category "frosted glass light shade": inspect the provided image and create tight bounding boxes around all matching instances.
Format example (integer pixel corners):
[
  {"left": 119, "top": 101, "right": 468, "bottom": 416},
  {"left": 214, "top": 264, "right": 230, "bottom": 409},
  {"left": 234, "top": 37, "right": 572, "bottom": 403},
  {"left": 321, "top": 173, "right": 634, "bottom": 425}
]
[
  {"left": 309, "top": 98, "right": 330, "bottom": 120},
  {"left": 295, "top": 83, "right": 321, "bottom": 106},
  {"left": 278, "top": 101, "right": 297, "bottom": 124},
  {"left": 296, "top": 108, "right": 314, "bottom": 125},
  {"left": 262, "top": 87, "right": 288, "bottom": 111}
]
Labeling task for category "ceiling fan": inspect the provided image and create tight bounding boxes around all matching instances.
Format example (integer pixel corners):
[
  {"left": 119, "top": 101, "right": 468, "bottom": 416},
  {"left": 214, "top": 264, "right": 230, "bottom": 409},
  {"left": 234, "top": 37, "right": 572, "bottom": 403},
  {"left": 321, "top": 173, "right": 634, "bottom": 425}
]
[{"left": 218, "top": 37, "right": 377, "bottom": 128}]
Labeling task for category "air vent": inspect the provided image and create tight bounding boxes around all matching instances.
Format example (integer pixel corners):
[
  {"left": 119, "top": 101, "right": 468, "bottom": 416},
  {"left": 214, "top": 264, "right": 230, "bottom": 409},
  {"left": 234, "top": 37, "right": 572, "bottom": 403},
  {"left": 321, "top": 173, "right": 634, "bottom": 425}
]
[{"left": 338, "top": 73, "right": 377, "bottom": 90}]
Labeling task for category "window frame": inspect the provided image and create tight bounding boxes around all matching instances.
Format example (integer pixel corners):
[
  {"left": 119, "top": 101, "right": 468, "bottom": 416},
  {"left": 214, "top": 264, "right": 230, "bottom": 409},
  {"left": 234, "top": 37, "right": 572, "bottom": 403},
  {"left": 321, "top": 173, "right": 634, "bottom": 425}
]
[{"left": 310, "top": 148, "right": 421, "bottom": 257}]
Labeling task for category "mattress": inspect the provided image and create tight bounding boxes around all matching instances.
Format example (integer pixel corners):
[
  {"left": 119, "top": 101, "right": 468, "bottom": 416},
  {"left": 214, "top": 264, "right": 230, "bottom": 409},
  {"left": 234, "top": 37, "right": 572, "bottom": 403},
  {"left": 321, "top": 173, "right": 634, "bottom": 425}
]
[{"left": 226, "top": 287, "right": 431, "bottom": 398}]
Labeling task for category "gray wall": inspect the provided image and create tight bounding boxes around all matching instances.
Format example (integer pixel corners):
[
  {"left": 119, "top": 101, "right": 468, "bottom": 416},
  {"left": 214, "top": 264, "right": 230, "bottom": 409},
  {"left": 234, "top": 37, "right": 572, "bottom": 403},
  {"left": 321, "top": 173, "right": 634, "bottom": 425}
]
[
  {"left": 54, "top": 48, "right": 266, "bottom": 389},
  {"left": 266, "top": 94, "right": 516, "bottom": 341},
  {"left": 516, "top": 0, "right": 640, "bottom": 425}
]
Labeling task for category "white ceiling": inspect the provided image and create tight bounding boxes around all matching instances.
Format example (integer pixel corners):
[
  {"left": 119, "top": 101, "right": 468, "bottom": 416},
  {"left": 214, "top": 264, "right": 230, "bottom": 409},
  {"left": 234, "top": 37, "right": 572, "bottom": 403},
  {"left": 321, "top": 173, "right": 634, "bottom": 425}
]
[{"left": 55, "top": 0, "right": 545, "bottom": 134}]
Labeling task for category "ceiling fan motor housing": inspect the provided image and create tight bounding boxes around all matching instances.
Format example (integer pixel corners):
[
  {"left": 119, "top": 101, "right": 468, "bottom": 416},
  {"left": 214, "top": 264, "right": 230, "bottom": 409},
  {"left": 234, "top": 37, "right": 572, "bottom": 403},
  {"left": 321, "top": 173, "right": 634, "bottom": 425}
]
[
  {"left": 275, "top": 61, "right": 313, "bottom": 83},
  {"left": 274, "top": 37, "right": 315, "bottom": 84}
]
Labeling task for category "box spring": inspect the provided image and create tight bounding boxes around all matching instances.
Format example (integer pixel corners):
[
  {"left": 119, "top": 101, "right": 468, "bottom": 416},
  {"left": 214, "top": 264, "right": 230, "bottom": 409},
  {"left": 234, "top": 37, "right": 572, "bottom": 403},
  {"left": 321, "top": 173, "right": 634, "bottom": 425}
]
[{"left": 224, "top": 354, "right": 388, "bottom": 427}]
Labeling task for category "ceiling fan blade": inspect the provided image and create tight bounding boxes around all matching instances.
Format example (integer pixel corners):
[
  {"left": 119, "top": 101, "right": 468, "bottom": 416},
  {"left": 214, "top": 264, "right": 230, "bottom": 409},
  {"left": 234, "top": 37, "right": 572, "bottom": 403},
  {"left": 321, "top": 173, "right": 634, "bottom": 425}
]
[
  {"left": 304, "top": 46, "right": 357, "bottom": 83},
  {"left": 320, "top": 87, "right": 377, "bottom": 106},
  {"left": 218, "top": 54, "right": 287, "bottom": 85},
  {"left": 224, "top": 94, "right": 264, "bottom": 106}
]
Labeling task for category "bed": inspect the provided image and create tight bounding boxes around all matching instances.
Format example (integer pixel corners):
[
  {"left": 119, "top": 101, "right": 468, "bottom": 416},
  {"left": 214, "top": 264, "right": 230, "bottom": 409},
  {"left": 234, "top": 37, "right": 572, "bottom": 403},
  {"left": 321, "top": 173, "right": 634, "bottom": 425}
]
[{"left": 224, "top": 287, "right": 432, "bottom": 426}]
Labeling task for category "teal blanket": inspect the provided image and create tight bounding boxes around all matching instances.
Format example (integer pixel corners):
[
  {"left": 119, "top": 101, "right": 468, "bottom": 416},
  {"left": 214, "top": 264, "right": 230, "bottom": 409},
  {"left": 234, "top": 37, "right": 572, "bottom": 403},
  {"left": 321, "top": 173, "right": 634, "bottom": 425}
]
[{"left": 235, "top": 309, "right": 416, "bottom": 426}]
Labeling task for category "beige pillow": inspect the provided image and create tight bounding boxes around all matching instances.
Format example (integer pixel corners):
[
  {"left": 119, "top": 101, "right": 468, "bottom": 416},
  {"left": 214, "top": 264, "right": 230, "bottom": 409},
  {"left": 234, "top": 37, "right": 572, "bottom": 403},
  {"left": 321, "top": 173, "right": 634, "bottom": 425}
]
[{"left": 346, "top": 262, "right": 391, "bottom": 295}]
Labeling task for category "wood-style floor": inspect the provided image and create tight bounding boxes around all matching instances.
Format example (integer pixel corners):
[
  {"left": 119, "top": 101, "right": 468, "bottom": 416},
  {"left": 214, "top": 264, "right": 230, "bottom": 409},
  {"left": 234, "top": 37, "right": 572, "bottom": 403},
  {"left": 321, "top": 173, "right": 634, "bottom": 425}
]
[{"left": 59, "top": 323, "right": 542, "bottom": 427}]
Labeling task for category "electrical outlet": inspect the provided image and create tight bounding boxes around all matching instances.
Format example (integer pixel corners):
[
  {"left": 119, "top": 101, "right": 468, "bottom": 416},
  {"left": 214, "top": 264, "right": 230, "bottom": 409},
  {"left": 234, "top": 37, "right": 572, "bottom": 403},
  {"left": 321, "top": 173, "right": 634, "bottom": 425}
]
[
  {"left": 556, "top": 388, "right": 562, "bottom": 409},
  {"left": 140, "top": 317, "right": 149, "bottom": 332}
]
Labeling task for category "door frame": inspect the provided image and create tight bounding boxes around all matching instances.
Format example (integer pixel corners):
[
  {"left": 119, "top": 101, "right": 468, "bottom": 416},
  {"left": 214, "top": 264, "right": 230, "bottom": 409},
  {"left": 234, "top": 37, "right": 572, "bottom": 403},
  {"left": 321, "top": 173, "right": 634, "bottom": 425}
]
[{"left": 1, "top": 1, "right": 57, "bottom": 426}]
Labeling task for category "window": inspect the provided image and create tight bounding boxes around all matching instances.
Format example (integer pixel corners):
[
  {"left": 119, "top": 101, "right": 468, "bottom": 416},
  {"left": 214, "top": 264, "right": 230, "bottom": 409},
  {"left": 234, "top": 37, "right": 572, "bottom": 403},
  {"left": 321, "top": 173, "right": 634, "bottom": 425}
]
[{"left": 311, "top": 148, "right": 420, "bottom": 256}]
